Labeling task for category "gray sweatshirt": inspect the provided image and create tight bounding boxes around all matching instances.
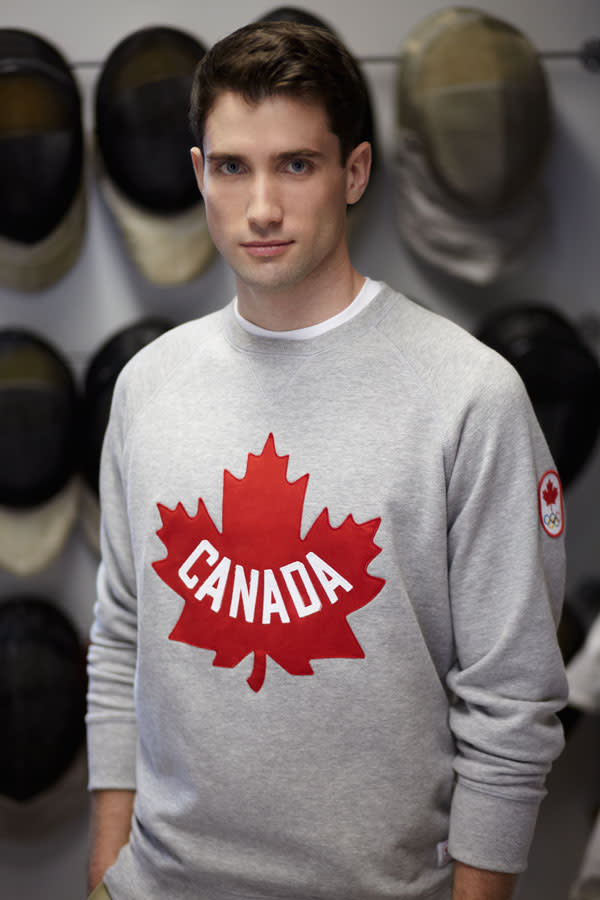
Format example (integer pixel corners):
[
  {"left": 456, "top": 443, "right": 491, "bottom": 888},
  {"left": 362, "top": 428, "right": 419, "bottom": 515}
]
[{"left": 87, "top": 283, "right": 568, "bottom": 900}]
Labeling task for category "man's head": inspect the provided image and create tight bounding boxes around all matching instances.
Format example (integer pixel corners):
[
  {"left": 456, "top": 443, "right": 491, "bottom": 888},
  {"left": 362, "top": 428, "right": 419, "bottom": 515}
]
[{"left": 190, "top": 21, "right": 369, "bottom": 164}]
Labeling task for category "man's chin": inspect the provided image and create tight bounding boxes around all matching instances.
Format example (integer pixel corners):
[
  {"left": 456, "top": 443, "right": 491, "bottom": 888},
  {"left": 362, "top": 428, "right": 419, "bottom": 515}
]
[{"left": 232, "top": 262, "right": 303, "bottom": 296}]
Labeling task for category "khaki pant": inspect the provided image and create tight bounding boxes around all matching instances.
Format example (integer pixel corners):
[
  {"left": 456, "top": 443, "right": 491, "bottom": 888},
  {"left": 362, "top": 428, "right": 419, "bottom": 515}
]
[{"left": 88, "top": 884, "right": 111, "bottom": 900}]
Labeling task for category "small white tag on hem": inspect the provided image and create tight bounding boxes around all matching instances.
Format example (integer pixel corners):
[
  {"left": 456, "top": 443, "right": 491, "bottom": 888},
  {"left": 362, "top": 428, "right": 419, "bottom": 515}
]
[{"left": 437, "top": 839, "right": 452, "bottom": 867}]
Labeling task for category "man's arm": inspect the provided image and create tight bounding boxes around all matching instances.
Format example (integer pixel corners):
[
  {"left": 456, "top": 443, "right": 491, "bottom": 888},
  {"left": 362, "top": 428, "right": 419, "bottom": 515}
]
[
  {"left": 88, "top": 789, "right": 136, "bottom": 893},
  {"left": 453, "top": 861, "right": 518, "bottom": 900},
  {"left": 87, "top": 377, "right": 139, "bottom": 893},
  {"left": 444, "top": 362, "right": 567, "bottom": 874}
]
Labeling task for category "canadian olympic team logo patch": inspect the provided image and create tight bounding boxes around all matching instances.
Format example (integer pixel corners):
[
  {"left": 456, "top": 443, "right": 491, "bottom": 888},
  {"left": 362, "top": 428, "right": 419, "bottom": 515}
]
[{"left": 538, "top": 470, "right": 564, "bottom": 538}]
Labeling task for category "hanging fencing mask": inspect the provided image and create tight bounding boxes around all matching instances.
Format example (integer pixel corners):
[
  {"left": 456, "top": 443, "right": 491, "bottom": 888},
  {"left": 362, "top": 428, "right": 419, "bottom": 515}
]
[
  {"left": 95, "top": 26, "right": 216, "bottom": 285},
  {"left": 0, "top": 28, "right": 86, "bottom": 291}
]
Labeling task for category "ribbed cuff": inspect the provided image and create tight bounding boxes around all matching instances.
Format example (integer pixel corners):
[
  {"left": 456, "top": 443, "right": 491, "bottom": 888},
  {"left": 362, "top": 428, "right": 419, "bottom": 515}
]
[
  {"left": 448, "top": 780, "right": 543, "bottom": 873},
  {"left": 86, "top": 720, "right": 138, "bottom": 790}
]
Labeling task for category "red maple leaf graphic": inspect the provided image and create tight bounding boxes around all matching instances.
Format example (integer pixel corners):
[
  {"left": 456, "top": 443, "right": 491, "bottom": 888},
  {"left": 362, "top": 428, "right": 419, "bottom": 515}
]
[
  {"left": 152, "top": 434, "right": 385, "bottom": 691},
  {"left": 543, "top": 480, "right": 558, "bottom": 507}
]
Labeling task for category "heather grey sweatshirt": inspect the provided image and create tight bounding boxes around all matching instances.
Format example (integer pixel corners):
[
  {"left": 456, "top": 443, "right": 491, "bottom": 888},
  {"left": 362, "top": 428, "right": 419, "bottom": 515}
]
[{"left": 87, "top": 283, "right": 567, "bottom": 900}]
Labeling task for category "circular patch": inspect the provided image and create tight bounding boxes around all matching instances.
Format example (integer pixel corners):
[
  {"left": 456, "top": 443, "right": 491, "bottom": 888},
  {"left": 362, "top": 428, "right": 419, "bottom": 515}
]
[{"left": 538, "top": 470, "right": 564, "bottom": 538}]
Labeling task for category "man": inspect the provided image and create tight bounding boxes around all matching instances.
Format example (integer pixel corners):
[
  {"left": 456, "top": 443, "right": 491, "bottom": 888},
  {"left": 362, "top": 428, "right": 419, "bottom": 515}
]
[{"left": 87, "top": 21, "right": 568, "bottom": 900}]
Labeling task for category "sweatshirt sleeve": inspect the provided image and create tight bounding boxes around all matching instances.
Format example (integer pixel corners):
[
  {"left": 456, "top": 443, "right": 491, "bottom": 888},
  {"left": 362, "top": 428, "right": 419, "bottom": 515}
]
[
  {"left": 86, "top": 373, "right": 139, "bottom": 790},
  {"left": 445, "top": 360, "right": 568, "bottom": 873}
]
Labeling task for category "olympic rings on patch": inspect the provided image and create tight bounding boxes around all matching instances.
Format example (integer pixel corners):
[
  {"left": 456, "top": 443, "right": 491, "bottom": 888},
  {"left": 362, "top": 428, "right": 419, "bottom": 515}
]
[{"left": 544, "top": 512, "right": 561, "bottom": 528}]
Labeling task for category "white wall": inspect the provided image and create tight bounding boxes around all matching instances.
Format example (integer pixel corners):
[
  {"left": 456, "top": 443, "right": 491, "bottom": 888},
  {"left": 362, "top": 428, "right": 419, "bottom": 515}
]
[{"left": 0, "top": 2, "right": 599, "bottom": 898}]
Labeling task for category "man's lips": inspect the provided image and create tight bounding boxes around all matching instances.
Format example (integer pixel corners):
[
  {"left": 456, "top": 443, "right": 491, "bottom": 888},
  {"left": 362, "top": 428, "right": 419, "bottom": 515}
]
[{"left": 240, "top": 240, "right": 294, "bottom": 257}]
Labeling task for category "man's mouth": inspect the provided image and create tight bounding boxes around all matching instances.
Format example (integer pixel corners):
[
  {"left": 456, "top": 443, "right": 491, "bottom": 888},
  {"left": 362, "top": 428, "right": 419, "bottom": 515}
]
[{"left": 240, "top": 240, "right": 294, "bottom": 257}]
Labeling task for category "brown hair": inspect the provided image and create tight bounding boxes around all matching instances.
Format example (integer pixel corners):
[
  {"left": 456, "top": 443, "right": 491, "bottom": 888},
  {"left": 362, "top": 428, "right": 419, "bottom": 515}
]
[{"left": 189, "top": 21, "right": 369, "bottom": 163}]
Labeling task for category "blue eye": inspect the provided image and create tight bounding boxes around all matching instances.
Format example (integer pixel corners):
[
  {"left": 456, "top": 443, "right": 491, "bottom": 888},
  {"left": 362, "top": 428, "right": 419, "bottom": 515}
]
[
  {"left": 221, "top": 160, "right": 242, "bottom": 175},
  {"left": 288, "top": 158, "right": 307, "bottom": 174}
]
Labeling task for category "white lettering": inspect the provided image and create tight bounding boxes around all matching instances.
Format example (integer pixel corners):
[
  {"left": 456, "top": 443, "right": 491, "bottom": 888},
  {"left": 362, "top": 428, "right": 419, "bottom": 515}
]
[
  {"left": 230, "top": 565, "right": 259, "bottom": 622},
  {"left": 306, "top": 552, "right": 353, "bottom": 604},
  {"left": 194, "top": 556, "right": 231, "bottom": 612},
  {"left": 281, "top": 561, "right": 322, "bottom": 618},
  {"left": 262, "top": 569, "right": 290, "bottom": 624},
  {"left": 178, "top": 539, "right": 218, "bottom": 590},
  {"left": 177, "top": 541, "right": 353, "bottom": 624}
]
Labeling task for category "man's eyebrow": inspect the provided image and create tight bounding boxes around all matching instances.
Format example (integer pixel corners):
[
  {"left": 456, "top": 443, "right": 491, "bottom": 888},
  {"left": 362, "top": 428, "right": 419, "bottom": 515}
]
[
  {"left": 276, "top": 149, "right": 324, "bottom": 160},
  {"left": 205, "top": 151, "right": 247, "bottom": 163},
  {"left": 205, "top": 148, "right": 325, "bottom": 163}
]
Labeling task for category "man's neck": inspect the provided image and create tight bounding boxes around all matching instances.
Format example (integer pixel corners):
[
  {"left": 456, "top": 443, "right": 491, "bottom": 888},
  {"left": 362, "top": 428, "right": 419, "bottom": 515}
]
[{"left": 236, "top": 263, "right": 366, "bottom": 332}]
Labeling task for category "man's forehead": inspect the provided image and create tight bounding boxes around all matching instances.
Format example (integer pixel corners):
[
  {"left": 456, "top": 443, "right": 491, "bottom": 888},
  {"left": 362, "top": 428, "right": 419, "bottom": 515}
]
[{"left": 203, "top": 89, "right": 333, "bottom": 145}]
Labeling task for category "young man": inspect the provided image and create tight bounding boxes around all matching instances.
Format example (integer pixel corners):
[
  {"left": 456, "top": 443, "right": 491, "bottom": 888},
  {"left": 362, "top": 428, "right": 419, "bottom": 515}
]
[{"left": 87, "top": 21, "right": 568, "bottom": 900}]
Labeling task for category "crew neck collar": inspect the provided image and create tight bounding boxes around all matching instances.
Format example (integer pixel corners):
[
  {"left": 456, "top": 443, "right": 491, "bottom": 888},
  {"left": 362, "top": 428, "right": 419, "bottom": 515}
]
[{"left": 233, "top": 278, "right": 382, "bottom": 341}]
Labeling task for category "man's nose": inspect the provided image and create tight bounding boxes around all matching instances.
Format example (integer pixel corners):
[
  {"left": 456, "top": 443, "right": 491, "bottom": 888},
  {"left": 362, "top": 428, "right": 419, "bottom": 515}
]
[{"left": 247, "top": 174, "right": 283, "bottom": 230}]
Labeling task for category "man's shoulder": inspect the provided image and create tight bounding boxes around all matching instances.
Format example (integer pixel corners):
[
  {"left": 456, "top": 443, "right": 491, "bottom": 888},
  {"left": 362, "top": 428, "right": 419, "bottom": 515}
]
[
  {"left": 110, "top": 306, "right": 228, "bottom": 416},
  {"left": 377, "top": 287, "right": 520, "bottom": 390},
  {"left": 121, "top": 306, "right": 225, "bottom": 380}
]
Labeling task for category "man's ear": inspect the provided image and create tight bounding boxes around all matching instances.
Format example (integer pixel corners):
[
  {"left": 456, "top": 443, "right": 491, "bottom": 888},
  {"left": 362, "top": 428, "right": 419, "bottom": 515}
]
[
  {"left": 190, "top": 147, "right": 205, "bottom": 194},
  {"left": 345, "top": 141, "right": 372, "bottom": 206}
]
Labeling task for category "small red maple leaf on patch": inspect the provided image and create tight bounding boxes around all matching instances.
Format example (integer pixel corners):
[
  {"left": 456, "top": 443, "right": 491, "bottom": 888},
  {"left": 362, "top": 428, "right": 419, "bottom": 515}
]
[
  {"left": 152, "top": 434, "right": 385, "bottom": 691},
  {"left": 543, "top": 480, "right": 558, "bottom": 507}
]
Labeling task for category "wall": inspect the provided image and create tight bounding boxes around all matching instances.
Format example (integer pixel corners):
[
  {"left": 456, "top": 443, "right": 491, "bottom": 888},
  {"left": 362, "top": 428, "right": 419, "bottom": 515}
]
[{"left": 0, "top": 2, "right": 599, "bottom": 898}]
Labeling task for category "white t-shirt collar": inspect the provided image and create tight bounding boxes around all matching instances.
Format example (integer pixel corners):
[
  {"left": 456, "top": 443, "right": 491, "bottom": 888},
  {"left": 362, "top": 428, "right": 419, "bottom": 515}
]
[{"left": 233, "top": 278, "right": 382, "bottom": 341}]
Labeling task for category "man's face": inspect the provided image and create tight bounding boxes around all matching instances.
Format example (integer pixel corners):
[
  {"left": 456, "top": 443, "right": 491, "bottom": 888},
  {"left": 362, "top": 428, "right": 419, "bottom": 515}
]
[{"left": 192, "top": 91, "right": 368, "bottom": 301}]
